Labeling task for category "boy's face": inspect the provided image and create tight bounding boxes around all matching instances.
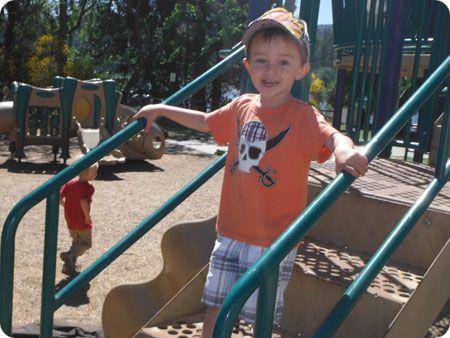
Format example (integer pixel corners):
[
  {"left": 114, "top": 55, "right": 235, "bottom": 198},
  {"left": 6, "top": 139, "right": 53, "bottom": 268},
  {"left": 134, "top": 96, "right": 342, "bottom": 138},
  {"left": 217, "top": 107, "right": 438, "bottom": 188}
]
[{"left": 243, "top": 34, "right": 310, "bottom": 107}]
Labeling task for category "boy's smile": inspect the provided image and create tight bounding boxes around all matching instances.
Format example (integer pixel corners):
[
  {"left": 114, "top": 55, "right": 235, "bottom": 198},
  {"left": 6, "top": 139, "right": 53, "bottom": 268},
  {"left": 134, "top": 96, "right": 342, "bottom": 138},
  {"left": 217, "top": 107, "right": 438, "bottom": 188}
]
[{"left": 243, "top": 34, "right": 309, "bottom": 108}]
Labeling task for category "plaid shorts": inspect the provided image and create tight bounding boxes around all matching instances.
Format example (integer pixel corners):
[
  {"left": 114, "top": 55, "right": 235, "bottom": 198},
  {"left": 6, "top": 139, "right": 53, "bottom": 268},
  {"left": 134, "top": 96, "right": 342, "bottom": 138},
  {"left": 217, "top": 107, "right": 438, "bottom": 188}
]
[{"left": 201, "top": 234, "right": 297, "bottom": 324}]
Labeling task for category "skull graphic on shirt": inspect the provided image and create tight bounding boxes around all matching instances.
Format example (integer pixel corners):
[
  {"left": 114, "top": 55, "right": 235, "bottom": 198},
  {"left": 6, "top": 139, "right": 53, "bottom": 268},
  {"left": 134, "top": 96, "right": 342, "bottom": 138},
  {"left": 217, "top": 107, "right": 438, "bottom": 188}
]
[
  {"left": 232, "top": 119, "right": 290, "bottom": 187},
  {"left": 237, "top": 121, "right": 268, "bottom": 173}
]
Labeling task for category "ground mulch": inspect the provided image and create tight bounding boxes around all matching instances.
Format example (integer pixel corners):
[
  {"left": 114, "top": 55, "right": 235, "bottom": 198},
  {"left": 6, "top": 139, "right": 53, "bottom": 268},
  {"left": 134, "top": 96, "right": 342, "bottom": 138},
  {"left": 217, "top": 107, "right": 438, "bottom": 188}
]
[{"left": 0, "top": 136, "right": 223, "bottom": 331}]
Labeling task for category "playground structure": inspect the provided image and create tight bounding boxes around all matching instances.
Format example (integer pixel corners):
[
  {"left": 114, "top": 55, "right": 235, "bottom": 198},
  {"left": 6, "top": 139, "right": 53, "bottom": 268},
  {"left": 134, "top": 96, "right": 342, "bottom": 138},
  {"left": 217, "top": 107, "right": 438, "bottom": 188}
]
[
  {"left": 0, "top": 76, "right": 165, "bottom": 165},
  {"left": 0, "top": 1, "right": 449, "bottom": 338}
]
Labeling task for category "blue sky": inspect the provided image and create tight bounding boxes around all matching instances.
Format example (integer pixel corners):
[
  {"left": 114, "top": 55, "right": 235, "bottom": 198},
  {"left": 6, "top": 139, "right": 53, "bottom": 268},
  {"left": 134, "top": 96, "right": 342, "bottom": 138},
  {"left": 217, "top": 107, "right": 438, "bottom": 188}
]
[
  {"left": 318, "top": 0, "right": 333, "bottom": 24},
  {"left": 294, "top": 0, "right": 333, "bottom": 25}
]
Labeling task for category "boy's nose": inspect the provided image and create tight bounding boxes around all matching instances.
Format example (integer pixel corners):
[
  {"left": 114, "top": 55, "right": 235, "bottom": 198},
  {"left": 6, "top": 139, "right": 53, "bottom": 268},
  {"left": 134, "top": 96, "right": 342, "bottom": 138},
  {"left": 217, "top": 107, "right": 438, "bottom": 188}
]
[{"left": 264, "top": 63, "right": 276, "bottom": 74}]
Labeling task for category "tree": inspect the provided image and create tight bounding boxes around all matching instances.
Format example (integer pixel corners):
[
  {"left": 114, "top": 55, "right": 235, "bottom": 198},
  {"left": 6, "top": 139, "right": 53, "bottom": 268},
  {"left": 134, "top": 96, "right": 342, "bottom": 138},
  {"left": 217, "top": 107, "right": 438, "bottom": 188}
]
[
  {"left": 55, "top": 0, "right": 92, "bottom": 75},
  {"left": 0, "top": 0, "right": 51, "bottom": 85}
]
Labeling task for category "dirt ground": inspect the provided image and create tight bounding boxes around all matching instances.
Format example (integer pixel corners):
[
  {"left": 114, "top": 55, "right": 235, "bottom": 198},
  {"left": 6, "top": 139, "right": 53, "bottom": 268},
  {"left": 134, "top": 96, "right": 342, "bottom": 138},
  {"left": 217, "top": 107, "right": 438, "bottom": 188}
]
[{"left": 0, "top": 136, "right": 223, "bottom": 331}]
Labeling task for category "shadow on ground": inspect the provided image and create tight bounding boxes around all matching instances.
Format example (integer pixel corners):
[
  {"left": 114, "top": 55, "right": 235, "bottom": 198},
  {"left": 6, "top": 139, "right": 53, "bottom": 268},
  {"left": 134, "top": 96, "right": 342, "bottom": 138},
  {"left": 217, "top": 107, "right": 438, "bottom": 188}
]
[
  {"left": 55, "top": 273, "right": 91, "bottom": 307},
  {"left": 0, "top": 159, "right": 67, "bottom": 174},
  {"left": 96, "top": 159, "right": 164, "bottom": 181},
  {"left": 12, "top": 322, "right": 103, "bottom": 338},
  {"left": 0, "top": 158, "right": 164, "bottom": 180}
]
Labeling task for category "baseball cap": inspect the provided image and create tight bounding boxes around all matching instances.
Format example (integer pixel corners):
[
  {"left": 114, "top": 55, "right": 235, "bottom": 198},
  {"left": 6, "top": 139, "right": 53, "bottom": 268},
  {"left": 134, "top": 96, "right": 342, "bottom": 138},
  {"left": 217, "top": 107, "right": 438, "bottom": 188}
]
[{"left": 242, "top": 7, "right": 311, "bottom": 62}]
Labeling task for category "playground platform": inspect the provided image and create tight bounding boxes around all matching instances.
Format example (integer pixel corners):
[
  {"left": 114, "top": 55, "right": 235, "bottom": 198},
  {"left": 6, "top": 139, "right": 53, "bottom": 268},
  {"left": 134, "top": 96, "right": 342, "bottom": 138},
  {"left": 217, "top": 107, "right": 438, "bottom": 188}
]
[{"left": 309, "top": 157, "right": 450, "bottom": 214}]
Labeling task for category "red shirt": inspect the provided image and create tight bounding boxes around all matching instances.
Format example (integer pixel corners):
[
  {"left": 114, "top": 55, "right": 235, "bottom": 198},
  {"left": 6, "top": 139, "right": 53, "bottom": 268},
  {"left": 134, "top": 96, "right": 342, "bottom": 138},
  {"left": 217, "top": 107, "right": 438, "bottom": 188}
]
[
  {"left": 60, "top": 179, "right": 95, "bottom": 230},
  {"left": 206, "top": 94, "right": 337, "bottom": 246}
]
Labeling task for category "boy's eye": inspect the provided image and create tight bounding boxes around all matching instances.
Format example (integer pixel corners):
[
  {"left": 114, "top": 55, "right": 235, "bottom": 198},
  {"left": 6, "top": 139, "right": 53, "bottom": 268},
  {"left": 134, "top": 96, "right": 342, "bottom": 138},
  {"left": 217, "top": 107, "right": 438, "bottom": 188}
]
[
  {"left": 280, "top": 60, "right": 290, "bottom": 66},
  {"left": 255, "top": 58, "right": 266, "bottom": 64}
]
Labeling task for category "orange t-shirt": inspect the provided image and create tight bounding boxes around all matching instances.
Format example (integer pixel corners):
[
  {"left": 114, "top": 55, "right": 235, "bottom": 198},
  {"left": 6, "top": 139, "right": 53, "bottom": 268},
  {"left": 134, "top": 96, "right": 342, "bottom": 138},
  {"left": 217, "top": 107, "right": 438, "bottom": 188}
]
[{"left": 206, "top": 94, "right": 338, "bottom": 247}]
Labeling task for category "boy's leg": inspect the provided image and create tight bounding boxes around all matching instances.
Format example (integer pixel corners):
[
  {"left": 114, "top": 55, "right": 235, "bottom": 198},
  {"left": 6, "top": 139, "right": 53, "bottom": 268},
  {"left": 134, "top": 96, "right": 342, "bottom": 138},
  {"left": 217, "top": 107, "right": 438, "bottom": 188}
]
[
  {"left": 201, "top": 235, "right": 241, "bottom": 336},
  {"left": 69, "top": 229, "right": 92, "bottom": 258},
  {"left": 240, "top": 246, "right": 298, "bottom": 325},
  {"left": 201, "top": 306, "right": 220, "bottom": 338},
  {"left": 60, "top": 229, "right": 77, "bottom": 274}
]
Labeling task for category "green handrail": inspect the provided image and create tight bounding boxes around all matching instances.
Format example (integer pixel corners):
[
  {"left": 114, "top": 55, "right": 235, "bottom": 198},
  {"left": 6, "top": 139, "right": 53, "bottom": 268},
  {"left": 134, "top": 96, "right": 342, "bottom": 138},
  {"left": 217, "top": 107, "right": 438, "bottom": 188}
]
[
  {"left": 0, "top": 45, "right": 244, "bottom": 337},
  {"left": 213, "top": 56, "right": 450, "bottom": 338},
  {"left": 313, "top": 164, "right": 449, "bottom": 338}
]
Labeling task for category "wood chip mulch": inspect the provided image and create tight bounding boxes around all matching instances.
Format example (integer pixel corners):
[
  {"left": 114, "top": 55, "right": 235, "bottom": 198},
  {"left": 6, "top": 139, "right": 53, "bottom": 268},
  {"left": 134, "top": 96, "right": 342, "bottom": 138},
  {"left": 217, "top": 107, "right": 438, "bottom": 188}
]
[{"left": 0, "top": 137, "right": 223, "bottom": 330}]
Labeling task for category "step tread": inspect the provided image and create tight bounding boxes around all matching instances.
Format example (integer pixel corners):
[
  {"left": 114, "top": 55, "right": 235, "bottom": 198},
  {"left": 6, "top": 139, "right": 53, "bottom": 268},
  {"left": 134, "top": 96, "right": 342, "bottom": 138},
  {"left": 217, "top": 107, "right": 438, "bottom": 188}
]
[
  {"left": 308, "top": 158, "right": 450, "bottom": 213},
  {"left": 140, "top": 318, "right": 290, "bottom": 338},
  {"left": 295, "top": 238, "right": 424, "bottom": 304}
]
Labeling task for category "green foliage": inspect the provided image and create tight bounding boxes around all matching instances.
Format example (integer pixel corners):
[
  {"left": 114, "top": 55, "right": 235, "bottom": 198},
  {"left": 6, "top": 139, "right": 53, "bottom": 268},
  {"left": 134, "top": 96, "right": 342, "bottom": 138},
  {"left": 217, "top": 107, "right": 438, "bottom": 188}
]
[
  {"left": 1, "top": 0, "right": 52, "bottom": 84},
  {"left": 65, "top": 49, "right": 96, "bottom": 80},
  {"left": 26, "top": 34, "right": 62, "bottom": 86},
  {"left": 310, "top": 25, "right": 337, "bottom": 109},
  {"left": 312, "top": 25, "right": 334, "bottom": 71}
]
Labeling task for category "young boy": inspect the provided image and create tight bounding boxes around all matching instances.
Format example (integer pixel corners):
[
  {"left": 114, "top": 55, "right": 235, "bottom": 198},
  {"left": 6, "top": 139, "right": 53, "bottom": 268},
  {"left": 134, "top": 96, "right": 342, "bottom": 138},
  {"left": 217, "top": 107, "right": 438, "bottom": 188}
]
[
  {"left": 134, "top": 7, "right": 368, "bottom": 337},
  {"left": 59, "top": 161, "right": 98, "bottom": 275}
]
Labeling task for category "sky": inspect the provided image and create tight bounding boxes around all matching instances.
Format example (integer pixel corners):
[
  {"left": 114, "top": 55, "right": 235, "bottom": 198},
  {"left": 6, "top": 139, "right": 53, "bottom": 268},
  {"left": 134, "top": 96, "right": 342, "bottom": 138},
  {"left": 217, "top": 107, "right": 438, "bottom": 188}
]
[
  {"left": 318, "top": 0, "right": 333, "bottom": 25},
  {"left": 294, "top": 0, "right": 333, "bottom": 25}
]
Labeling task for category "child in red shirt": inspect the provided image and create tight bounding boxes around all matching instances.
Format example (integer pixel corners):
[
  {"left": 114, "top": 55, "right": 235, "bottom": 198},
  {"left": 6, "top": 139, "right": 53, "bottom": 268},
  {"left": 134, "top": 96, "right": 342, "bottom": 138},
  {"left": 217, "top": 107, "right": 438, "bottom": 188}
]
[{"left": 60, "top": 162, "right": 98, "bottom": 275}]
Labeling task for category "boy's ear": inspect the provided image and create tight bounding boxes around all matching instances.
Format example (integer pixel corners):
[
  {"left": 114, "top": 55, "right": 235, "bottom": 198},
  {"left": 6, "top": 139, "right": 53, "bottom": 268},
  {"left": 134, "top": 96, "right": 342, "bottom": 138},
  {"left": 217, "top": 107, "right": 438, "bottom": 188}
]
[
  {"left": 242, "top": 58, "right": 250, "bottom": 73},
  {"left": 295, "top": 62, "right": 310, "bottom": 80}
]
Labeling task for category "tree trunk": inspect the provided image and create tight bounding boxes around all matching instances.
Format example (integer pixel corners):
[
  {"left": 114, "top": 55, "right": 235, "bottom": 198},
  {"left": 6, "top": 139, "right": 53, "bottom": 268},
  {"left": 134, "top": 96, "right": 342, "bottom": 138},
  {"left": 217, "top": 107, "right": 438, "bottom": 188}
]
[
  {"left": 3, "top": 1, "right": 19, "bottom": 83},
  {"left": 57, "top": 0, "right": 69, "bottom": 75},
  {"left": 191, "top": 0, "right": 208, "bottom": 111},
  {"left": 211, "top": 44, "right": 224, "bottom": 110}
]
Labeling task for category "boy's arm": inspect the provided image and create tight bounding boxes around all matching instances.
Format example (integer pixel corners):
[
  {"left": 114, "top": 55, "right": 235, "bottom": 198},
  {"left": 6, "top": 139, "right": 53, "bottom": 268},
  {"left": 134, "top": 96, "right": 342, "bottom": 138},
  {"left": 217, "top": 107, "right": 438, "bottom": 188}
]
[
  {"left": 59, "top": 196, "right": 65, "bottom": 207},
  {"left": 325, "top": 133, "right": 368, "bottom": 178},
  {"left": 134, "top": 104, "right": 210, "bottom": 134},
  {"left": 80, "top": 199, "right": 92, "bottom": 224}
]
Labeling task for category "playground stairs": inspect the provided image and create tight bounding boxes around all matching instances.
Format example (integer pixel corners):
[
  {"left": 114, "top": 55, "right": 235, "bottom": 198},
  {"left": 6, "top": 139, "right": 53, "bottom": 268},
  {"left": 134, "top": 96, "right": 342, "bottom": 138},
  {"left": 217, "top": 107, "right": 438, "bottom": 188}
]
[{"left": 103, "top": 157, "right": 449, "bottom": 338}]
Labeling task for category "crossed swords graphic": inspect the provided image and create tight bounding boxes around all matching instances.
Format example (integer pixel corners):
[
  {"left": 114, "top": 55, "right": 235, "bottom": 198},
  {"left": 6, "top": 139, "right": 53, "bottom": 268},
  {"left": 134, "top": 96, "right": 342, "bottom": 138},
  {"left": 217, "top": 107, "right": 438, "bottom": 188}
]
[{"left": 232, "top": 126, "right": 290, "bottom": 187}]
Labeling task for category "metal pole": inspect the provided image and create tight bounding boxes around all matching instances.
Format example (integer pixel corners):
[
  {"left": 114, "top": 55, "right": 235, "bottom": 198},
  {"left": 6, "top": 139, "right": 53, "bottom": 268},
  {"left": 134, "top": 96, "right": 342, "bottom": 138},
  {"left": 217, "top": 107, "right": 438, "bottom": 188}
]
[
  {"left": 414, "top": 1, "right": 449, "bottom": 162},
  {"left": 40, "top": 192, "right": 60, "bottom": 337},
  {"left": 435, "top": 80, "right": 450, "bottom": 179},
  {"left": 375, "top": 0, "right": 409, "bottom": 158},
  {"left": 345, "top": 0, "right": 367, "bottom": 138},
  {"left": 254, "top": 268, "right": 279, "bottom": 338},
  {"left": 332, "top": 69, "right": 346, "bottom": 130}
]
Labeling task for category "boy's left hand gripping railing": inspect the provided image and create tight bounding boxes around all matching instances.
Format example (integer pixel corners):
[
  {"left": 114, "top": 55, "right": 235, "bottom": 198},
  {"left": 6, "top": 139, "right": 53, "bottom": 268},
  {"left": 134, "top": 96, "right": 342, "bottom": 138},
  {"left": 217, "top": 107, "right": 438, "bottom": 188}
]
[
  {"left": 0, "top": 45, "right": 245, "bottom": 337},
  {"left": 213, "top": 56, "right": 450, "bottom": 338}
]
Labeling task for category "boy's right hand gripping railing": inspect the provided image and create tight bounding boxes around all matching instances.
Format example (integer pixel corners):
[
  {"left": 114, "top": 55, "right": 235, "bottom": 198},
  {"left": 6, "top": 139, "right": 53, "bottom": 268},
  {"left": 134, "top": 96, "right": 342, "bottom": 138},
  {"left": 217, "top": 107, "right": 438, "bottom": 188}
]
[{"left": 213, "top": 56, "right": 450, "bottom": 338}]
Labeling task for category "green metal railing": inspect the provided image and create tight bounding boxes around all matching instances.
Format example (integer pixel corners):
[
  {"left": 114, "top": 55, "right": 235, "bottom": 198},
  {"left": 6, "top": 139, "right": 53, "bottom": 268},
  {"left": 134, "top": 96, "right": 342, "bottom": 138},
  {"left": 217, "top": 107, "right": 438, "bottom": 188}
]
[
  {"left": 333, "top": 0, "right": 449, "bottom": 160},
  {"left": 0, "top": 45, "right": 245, "bottom": 338},
  {"left": 213, "top": 56, "right": 450, "bottom": 338}
]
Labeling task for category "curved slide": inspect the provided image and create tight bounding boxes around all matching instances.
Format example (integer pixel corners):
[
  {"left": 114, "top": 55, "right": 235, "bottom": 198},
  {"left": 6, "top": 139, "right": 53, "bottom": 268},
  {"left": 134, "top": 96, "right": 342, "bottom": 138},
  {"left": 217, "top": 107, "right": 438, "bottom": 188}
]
[
  {"left": 77, "top": 104, "right": 165, "bottom": 164},
  {"left": 115, "top": 104, "right": 165, "bottom": 161},
  {"left": 0, "top": 101, "right": 14, "bottom": 134},
  {"left": 102, "top": 217, "right": 217, "bottom": 338},
  {"left": 0, "top": 100, "right": 165, "bottom": 163}
]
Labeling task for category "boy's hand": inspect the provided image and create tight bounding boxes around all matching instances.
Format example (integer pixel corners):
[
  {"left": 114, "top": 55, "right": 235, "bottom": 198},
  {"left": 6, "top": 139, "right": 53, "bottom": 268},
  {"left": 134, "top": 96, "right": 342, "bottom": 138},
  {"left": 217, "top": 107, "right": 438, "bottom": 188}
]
[
  {"left": 133, "top": 104, "right": 209, "bottom": 133},
  {"left": 334, "top": 147, "right": 368, "bottom": 177},
  {"left": 133, "top": 104, "right": 162, "bottom": 134},
  {"left": 326, "top": 133, "right": 368, "bottom": 178},
  {"left": 85, "top": 215, "right": 92, "bottom": 224}
]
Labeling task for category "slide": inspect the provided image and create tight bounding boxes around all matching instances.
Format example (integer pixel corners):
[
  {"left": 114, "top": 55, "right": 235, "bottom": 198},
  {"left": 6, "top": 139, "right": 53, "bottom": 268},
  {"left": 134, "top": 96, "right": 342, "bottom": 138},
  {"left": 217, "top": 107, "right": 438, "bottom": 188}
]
[
  {"left": 115, "top": 104, "right": 165, "bottom": 161},
  {"left": 0, "top": 101, "right": 14, "bottom": 134},
  {"left": 102, "top": 216, "right": 217, "bottom": 338},
  {"left": 77, "top": 103, "right": 165, "bottom": 165}
]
